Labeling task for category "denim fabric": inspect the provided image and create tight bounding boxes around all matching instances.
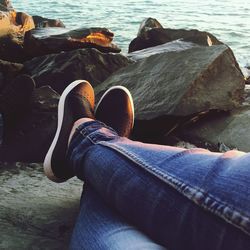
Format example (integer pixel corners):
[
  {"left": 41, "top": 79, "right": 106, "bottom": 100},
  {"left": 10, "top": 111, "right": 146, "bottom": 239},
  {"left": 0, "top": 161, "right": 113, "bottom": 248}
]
[
  {"left": 68, "top": 121, "right": 250, "bottom": 250},
  {"left": 0, "top": 113, "right": 3, "bottom": 146},
  {"left": 70, "top": 186, "right": 166, "bottom": 250}
]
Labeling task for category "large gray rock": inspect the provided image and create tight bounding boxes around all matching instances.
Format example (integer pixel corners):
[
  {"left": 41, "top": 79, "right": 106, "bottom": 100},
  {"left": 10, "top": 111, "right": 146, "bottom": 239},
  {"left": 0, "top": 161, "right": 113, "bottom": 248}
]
[
  {"left": 179, "top": 86, "right": 250, "bottom": 152},
  {"left": 0, "top": 86, "right": 59, "bottom": 162},
  {"left": 128, "top": 40, "right": 198, "bottom": 61},
  {"left": 129, "top": 18, "right": 223, "bottom": 53},
  {"left": 0, "top": 162, "right": 82, "bottom": 250},
  {"left": 24, "top": 48, "right": 132, "bottom": 94},
  {"left": 24, "top": 27, "right": 121, "bottom": 59},
  {"left": 95, "top": 45, "right": 245, "bottom": 139}
]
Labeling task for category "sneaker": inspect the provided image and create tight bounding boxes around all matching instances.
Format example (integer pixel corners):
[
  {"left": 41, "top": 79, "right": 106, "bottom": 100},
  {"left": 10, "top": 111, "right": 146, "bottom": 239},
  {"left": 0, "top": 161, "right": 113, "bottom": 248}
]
[
  {"left": 95, "top": 86, "right": 134, "bottom": 137},
  {"left": 44, "top": 80, "right": 95, "bottom": 183},
  {"left": 0, "top": 74, "right": 35, "bottom": 126}
]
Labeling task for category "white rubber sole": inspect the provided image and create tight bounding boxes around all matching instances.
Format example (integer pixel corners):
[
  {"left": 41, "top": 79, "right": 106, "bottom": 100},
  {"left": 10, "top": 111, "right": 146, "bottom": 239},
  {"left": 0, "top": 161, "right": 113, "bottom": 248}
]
[
  {"left": 95, "top": 85, "right": 135, "bottom": 128},
  {"left": 43, "top": 80, "right": 92, "bottom": 182}
]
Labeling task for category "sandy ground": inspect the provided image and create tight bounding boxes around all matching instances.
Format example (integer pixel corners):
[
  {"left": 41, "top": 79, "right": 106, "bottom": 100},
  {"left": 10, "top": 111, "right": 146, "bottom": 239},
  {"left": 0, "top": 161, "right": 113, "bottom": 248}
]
[{"left": 0, "top": 162, "right": 83, "bottom": 250}]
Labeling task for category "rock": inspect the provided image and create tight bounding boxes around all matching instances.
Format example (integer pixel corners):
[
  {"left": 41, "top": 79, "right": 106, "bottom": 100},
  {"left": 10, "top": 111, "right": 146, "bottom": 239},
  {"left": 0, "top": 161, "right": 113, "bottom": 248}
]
[
  {"left": 244, "top": 66, "right": 250, "bottom": 84},
  {"left": 0, "top": 8, "right": 35, "bottom": 62},
  {"left": 129, "top": 18, "right": 223, "bottom": 53},
  {"left": 0, "top": 162, "right": 82, "bottom": 249},
  {"left": 0, "top": 0, "right": 13, "bottom": 11},
  {"left": 0, "top": 34, "right": 27, "bottom": 62},
  {"left": 179, "top": 105, "right": 250, "bottom": 152},
  {"left": 24, "top": 48, "right": 132, "bottom": 94},
  {"left": 137, "top": 17, "right": 163, "bottom": 37},
  {"left": 175, "top": 141, "right": 197, "bottom": 149},
  {"left": 24, "top": 27, "right": 121, "bottom": 59},
  {"left": 0, "top": 11, "right": 12, "bottom": 36},
  {"left": 95, "top": 45, "right": 245, "bottom": 139},
  {"left": 32, "top": 85, "right": 59, "bottom": 111},
  {"left": 1, "top": 25, "right": 121, "bottom": 62},
  {"left": 32, "top": 15, "right": 65, "bottom": 28},
  {"left": 0, "top": 86, "right": 59, "bottom": 162},
  {"left": 0, "top": 59, "right": 24, "bottom": 88},
  {"left": 0, "top": 72, "right": 3, "bottom": 87},
  {"left": 246, "top": 77, "right": 250, "bottom": 85},
  {"left": 128, "top": 40, "right": 198, "bottom": 61}
]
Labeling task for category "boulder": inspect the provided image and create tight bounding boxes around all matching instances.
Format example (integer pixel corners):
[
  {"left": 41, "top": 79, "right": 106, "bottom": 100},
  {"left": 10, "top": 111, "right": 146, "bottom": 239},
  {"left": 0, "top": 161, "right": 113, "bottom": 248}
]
[
  {"left": 0, "top": 59, "right": 24, "bottom": 88},
  {"left": 244, "top": 66, "right": 250, "bottom": 84},
  {"left": 246, "top": 76, "right": 250, "bottom": 85},
  {"left": 0, "top": 0, "right": 13, "bottom": 11},
  {"left": 128, "top": 40, "right": 198, "bottom": 61},
  {"left": 0, "top": 11, "right": 12, "bottom": 36},
  {"left": 137, "top": 17, "right": 163, "bottom": 37},
  {"left": 0, "top": 86, "right": 59, "bottom": 162},
  {"left": 24, "top": 27, "right": 121, "bottom": 59},
  {"left": 178, "top": 85, "right": 250, "bottom": 152},
  {"left": 178, "top": 104, "right": 250, "bottom": 152},
  {"left": 0, "top": 34, "right": 27, "bottom": 62},
  {"left": 24, "top": 48, "right": 132, "bottom": 94},
  {"left": 0, "top": 162, "right": 82, "bottom": 249},
  {"left": 129, "top": 18, "right": 223, "bottom": 53},
  {"left": 32, "top": 15, "right": 65, "bottom": 28},
  {"left": 95, "top": 45, "right": 245, "bottom": 139},
  {"left": 0, "top": 26, "right": 121, "bottom": 62}
]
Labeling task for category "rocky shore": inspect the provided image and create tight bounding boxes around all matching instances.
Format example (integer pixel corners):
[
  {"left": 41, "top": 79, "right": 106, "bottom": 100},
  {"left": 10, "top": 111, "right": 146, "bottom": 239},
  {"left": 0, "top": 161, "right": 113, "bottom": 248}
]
[{"left": 1, "top": 1, "right": 250, "bottom": 249}]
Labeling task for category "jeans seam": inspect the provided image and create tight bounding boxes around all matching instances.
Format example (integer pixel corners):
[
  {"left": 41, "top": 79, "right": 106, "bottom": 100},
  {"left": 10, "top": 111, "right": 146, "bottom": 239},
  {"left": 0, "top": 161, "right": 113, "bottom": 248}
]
[
  {"left": 97, "top": 141, "right": 250, "bottom": 236},
  {"left": 79, "top": 129, "right": 98, "bottom": 145}
]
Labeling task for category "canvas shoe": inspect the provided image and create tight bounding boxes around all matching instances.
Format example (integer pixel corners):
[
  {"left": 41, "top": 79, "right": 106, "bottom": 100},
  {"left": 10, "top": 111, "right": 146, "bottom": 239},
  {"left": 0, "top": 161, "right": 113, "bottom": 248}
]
[
  {"left": 95, "top": 86, "right": 134, "bottom": 137},
  {"left": 44, "top": 80, "right": 95, "bottom": 182}
]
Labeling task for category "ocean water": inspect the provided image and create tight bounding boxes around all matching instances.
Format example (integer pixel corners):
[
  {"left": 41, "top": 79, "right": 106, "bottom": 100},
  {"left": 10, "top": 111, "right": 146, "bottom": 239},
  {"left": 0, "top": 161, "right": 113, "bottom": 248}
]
[{"left": 12, "top": 0, "right": 250, "bottom": 70}]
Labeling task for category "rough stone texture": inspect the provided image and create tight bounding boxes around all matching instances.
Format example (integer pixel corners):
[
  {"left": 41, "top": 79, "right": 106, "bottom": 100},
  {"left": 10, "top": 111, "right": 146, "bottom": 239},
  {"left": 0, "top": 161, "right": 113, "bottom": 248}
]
[
  {"left": 0, "top": 86, "right": 59, "bottom": 162},
  {"left": 246, "top": 76, "right": 250, "bottom": 85},
  {"left": 0, "top": 59, "right": 24, "bottom": 88},
  {"left": 129, "top": 18, "right": 223, "bottom": 53},
  {"left": 0, "top": 11, "right": 12, "bottom": 36},
  {"left": 24, "top": 27, "right": 121, "bottom": 59},
  {"left": 137, "top": 17, "right": 163, "bottom": 37},
  {"left": 242, "top": 66, "right": 250, "bottom": 84},
  {"left": 179, "top": 107, "right": 250, "bottom": 152},
  {"left": 0, "top": 34, "right": 27, "bottom": 62},
  {"left": 96, "top": 45, "right": 244, "bottom": 140},
  {"left": 0, "top": 25, "right": 121, "bottom": 62},
  {"left": 0, "top": 0, "right": 13, "bottom": 11},
  {"left": 24, "top": 48, "right": 132, "bottom": 94},
  {"left": 96, "top": 45, "right": 244, "bottom": 119},
  {"left": 0, "top": 162, "right": 82, "bottom": 250},
  {"left": 32, "top": 15, "right": 65, "bottom": 28},
  {"left": 128, "top": 40, "right": 198, "bottom": 61},
  {"left": 178, "top": 86, "right": 250, "bottom": 152}
]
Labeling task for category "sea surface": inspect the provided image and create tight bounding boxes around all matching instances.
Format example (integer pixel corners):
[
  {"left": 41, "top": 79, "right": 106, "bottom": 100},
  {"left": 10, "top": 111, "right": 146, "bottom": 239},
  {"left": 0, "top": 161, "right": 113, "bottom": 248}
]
[{"left": 12, "top": 0, "right": 250, "bottom": 72}]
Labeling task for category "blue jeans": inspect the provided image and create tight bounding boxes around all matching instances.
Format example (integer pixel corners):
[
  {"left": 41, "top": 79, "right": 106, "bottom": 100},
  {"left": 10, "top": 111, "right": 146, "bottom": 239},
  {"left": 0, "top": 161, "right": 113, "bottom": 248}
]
[
  {"left": 68, "top": 121, "right": 250, "bottom": 250},
  {"left": 70, "top": 186, "right": 166, "bottom": 250}
]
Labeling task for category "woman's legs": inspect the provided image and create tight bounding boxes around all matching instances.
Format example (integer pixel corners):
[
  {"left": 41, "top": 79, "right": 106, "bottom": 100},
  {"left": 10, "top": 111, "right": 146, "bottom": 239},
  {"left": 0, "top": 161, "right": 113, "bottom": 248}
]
[
  {"left": 70, "top": 185, "right": 166, "bottom": 250},
  {"left": 67, "top": 120, "right": 250, "bottom": 250}
]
